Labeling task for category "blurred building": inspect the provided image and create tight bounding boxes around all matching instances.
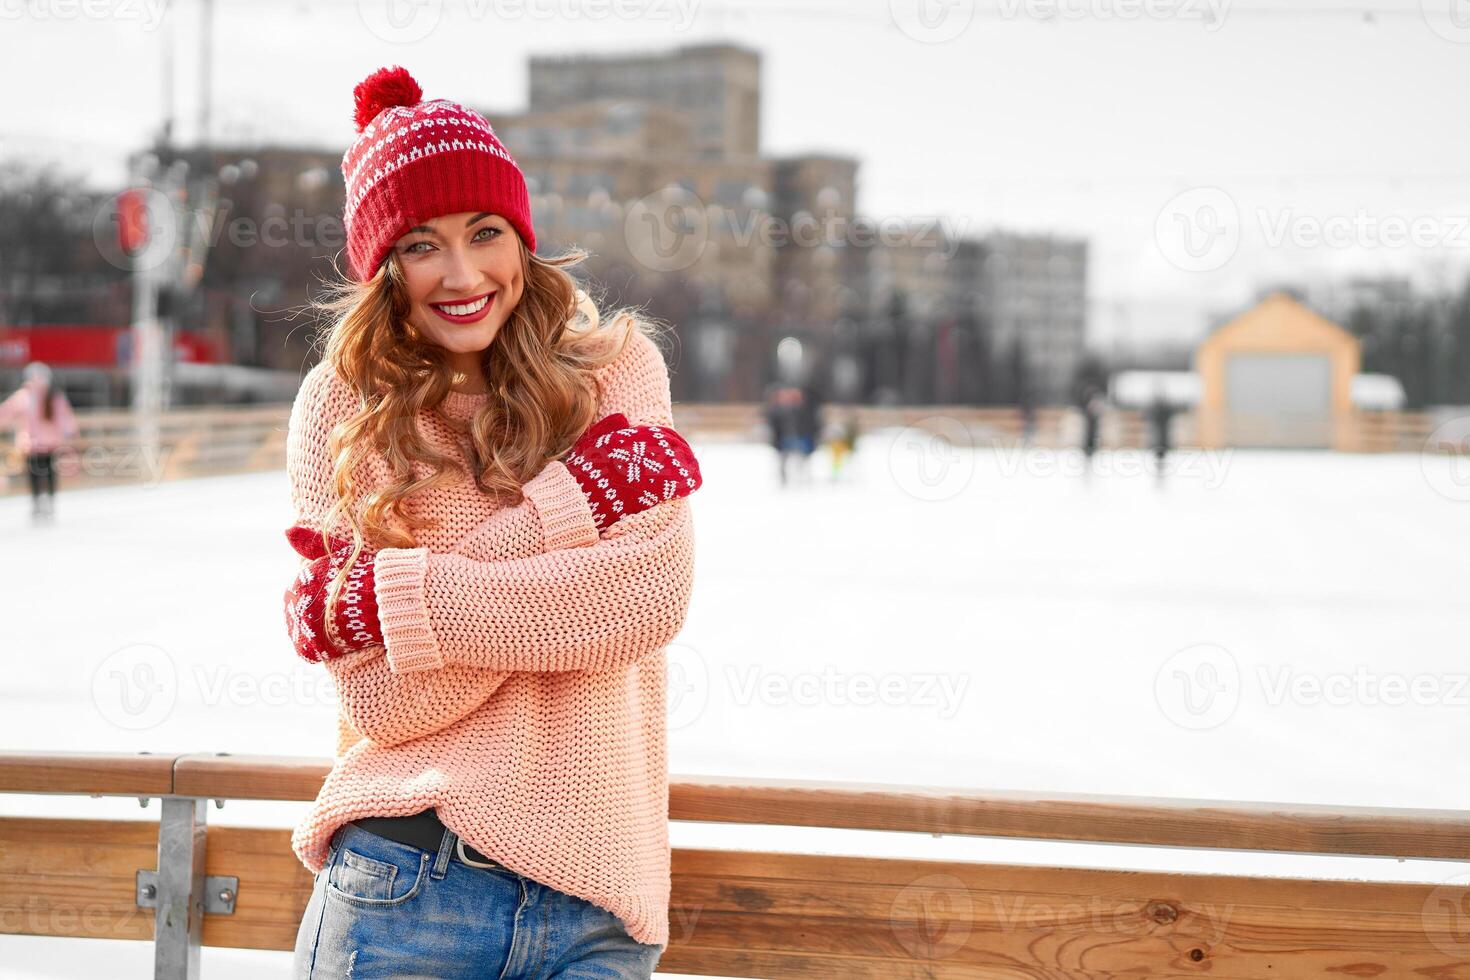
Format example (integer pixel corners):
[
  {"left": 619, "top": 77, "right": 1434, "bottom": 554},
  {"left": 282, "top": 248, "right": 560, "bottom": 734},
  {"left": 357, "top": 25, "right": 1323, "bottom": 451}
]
[
  {"left": 37, "top": 40, "right": 1094, "bottom": 408},
  {"left": 528, "top": 44, "right": 761, "bottom": 160},
  {"left": 1195, "top": 292, "right": 1361, "bottom": 449},
  {"left": 970, "top": 232, "right": 1088, "bottom": 405}
]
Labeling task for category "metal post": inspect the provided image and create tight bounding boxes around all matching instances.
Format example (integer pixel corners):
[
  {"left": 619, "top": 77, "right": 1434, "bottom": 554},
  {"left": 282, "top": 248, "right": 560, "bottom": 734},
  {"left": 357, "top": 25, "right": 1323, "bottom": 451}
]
[{"left": 151, "top": 797, "right": 207, "bottom": 980}]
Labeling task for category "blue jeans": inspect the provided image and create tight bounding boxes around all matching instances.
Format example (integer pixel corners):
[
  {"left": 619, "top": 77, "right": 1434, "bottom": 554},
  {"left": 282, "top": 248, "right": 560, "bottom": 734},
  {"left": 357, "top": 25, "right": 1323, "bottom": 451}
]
[{"left": 293, "top": 821, "right": 666, "bottom": 979}]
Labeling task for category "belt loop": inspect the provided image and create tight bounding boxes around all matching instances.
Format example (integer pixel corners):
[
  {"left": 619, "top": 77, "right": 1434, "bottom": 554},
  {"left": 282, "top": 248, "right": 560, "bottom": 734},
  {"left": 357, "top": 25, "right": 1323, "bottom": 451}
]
[{"left": 431, "top": 825, "right": 456, "bottom": 880}]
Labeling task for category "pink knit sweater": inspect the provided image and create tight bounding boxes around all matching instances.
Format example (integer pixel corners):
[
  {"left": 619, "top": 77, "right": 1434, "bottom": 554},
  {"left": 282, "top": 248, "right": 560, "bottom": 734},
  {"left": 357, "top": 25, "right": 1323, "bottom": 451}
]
[
  {"left": 285, "top": 324, "right": 694, "bottom": 948},
  {"left": 0, "top": 381, "right": 80, "bottom": 454}
]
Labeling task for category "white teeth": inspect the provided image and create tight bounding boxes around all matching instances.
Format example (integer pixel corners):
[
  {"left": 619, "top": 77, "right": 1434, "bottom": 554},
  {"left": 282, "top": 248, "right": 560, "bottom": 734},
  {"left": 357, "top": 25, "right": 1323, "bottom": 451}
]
[{"left": 435, "top": 294, "right": 491, "bottom": 316}]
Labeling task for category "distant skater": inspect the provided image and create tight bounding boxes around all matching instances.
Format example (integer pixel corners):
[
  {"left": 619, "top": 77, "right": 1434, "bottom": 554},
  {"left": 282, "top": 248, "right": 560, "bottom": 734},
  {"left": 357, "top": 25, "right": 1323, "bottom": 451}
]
[
  {"left": 1079, "top": 388, "right": 1104, "bottom": 479},
  {"left": 826, "top": 409, "right": 860, "bottom": 481},
  {"left": 0, "top": 362, "right": 80, "bottom": 523},
  {"left": 764, "top": 383, "right": 807, "bottom": 487},
  {"left": 1148, "top": 391, "right": 1176, "bottom": 485}
]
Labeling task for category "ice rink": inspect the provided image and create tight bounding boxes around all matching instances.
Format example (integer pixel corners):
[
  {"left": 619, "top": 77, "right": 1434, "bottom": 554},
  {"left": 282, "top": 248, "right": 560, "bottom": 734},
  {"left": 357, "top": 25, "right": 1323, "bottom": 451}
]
[{"left": 3, "top": 429, "right": 1468, "bottom": 977}]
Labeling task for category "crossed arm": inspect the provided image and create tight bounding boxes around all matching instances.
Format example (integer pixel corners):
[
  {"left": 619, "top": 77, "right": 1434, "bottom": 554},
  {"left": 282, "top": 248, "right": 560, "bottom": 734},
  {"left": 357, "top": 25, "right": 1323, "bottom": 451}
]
[
  {"left": 287, "top": 329, "right": 694, "bottom": 749},
  {"left": 319, "top": 469, "right": 692, "bottom": 749}
]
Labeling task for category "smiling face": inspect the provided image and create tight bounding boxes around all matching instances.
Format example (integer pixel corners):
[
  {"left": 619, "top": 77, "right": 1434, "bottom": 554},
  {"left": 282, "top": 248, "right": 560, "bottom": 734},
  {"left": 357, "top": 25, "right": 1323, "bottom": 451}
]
[{"left": 392, "top": 210, "right": 525, "bottom": 383}]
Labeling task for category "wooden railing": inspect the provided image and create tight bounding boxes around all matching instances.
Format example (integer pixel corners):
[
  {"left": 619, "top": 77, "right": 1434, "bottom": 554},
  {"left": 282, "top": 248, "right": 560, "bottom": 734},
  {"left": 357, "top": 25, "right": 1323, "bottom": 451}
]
[
  {"left": 1, "top": 404, "right": 1461, "bottom": 497},
  {"left": 0, "top": 751, "right": 1467, "bottom": 978}
]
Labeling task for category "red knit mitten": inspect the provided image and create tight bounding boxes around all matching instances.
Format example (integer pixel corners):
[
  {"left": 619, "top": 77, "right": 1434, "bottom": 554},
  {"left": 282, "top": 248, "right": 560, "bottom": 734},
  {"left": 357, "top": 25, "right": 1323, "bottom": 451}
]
[
  {"left": 563, "top": 413, "right": 703, "bottom": 531},
  {"left": 282, "top": 525, "right": 384, "bottom": 663}
]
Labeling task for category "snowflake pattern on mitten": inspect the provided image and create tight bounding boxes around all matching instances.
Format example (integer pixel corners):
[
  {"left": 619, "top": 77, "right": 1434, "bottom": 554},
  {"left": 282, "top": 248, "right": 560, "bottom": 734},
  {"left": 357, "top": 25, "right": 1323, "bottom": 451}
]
[{"left": 564, "top": 413, "right": 702, "bottom": 531}]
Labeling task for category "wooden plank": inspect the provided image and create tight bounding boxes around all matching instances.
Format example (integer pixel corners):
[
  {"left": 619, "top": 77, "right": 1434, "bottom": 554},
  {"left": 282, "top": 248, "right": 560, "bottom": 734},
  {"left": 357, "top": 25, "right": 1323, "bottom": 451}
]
[
  {"left": 172, "top": 753, "right": 328, "bottom": 802},
  {"left": 15, "top": 754, "right": 1470, "bottom": 862},
  {"left": 199, "top": 826, "right": 314, "bottom": 952},
  {"left": 0, "top": 751, "right": 177, "bottom": 797},
  {"left": 657, "top": 849, "right": 1470, "bottom": 979},
  {"left": 670, "top": 774, "right": 1470, "bottom": 860},
  {"left": 7, "top": 820, "right": 1465, "bottom": 979},
  {"left": 0, "top": 817, "right": 156, "bottom": 941}
]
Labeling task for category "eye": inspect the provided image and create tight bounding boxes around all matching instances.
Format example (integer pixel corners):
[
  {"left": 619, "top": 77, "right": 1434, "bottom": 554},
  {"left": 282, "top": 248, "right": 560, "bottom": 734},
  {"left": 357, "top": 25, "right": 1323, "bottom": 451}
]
[
  {"left": 473, "top": 226, "right": 500, "bottom": 242},
  {"left": 402, "top": 240, "right": 433, "bottom": 255}
]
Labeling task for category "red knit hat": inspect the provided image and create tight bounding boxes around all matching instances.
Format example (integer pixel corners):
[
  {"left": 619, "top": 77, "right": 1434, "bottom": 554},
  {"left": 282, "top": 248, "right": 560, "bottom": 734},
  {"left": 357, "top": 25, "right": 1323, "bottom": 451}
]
[{"left": 341, "top": 66, "right": 537, "bottom": 282}]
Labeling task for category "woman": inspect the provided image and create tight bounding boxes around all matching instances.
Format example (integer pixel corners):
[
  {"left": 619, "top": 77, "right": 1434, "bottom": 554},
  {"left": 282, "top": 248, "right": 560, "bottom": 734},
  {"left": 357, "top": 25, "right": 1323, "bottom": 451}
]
[
  {"left": 0, "top": 361, "right": 80, "bottom": 522},
  {"left": 284, "top": 66, "right": 703, "bottom": 979}
]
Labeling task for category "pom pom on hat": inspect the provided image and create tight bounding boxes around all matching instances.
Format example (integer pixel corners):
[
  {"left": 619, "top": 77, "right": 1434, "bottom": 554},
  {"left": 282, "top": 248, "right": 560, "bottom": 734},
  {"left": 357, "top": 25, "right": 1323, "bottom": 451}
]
[{"left": 353, "top": 66, "right": 424, "bottom": 132}]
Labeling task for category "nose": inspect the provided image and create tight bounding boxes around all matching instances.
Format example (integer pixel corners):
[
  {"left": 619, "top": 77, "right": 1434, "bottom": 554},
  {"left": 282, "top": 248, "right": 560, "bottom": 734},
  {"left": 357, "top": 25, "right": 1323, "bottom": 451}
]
[{"left": 439, "top": 243, "right": 481, "bottom": 294}]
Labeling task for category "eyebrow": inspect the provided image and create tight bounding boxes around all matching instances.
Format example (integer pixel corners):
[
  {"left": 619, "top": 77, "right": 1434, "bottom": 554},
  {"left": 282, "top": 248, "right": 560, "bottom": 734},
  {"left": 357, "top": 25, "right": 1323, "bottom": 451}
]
[{"left": 404, "top": 212, "right": 496, "bottom": 235}]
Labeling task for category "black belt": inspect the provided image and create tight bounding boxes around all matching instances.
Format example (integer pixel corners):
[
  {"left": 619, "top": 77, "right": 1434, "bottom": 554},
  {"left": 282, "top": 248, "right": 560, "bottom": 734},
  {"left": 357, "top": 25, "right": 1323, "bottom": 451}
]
[{"left": 348, "top": 809, "right": 503, "bottom": 868}]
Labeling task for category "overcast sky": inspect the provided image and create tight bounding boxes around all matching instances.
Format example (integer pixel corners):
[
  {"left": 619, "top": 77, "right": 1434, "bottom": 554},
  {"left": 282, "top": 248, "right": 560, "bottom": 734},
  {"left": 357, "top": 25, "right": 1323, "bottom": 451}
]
[{"left": 5, "top": 0, "right": 1470, "bottom": 350}]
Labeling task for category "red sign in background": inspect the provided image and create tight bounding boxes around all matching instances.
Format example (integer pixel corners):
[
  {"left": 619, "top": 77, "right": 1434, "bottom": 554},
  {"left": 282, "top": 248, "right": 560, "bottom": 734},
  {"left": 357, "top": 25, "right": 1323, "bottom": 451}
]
[{"left": 0, "top": 326, "right": 220, "bottom": 367}]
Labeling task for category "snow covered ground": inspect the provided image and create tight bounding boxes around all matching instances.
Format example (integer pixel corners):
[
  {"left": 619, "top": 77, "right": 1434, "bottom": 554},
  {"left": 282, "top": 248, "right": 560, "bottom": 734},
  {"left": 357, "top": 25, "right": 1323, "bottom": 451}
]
[{"left": 3, "top": 429, "right": 1468, "bottom": 977}]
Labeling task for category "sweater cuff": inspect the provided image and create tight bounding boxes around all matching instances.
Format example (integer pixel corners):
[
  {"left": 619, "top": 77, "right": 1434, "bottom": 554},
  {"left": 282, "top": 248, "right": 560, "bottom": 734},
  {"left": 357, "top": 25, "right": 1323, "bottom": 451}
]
[
  {"left": 373, "top": 546, "right": 443, "bottom": 673},
  {"left": 523, "top": 461, "right": 600, "bottom": 551}
]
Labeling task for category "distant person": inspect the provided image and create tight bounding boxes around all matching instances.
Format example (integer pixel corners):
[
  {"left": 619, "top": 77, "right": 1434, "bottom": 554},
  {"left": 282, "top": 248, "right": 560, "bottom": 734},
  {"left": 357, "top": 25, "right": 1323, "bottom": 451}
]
[
  {"left": 796, "top": 379, "right": 824, "bottom": 478},
  {"left": 0, "top": 361, "right": 80, "bottom": 522},
  {"left": 827, "top": 409, "right": 860, "bottom": 481},
  {"left": 1148, "top": 391, "right": 1177, "bottom": 481},
  {"left": 764, "top": 382, "right": 806, "bottom": 486},
  {"left": 1018, "top": 385, "right": 1037, "bottom": 447},
  {"left": 1080, "top": 387, "right": 1105, "bottom": 466}
]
